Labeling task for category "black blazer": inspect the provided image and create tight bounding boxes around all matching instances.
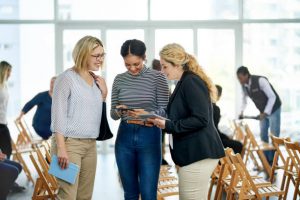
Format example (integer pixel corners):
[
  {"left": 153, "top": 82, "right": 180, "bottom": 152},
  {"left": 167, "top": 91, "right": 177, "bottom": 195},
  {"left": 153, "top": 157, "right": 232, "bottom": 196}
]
[{"left": 165, "top": 71, "right": 225, "bottom": 167}]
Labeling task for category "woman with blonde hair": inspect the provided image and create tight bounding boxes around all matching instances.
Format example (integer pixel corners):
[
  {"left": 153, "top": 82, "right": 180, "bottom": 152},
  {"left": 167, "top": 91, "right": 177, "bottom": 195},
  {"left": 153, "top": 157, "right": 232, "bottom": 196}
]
[
  {"left": 0, "top": 61, "right": 13, "bottom": 159},
  {"left": 150, "top": 43, "right": 225, "bottom": 199},
  {"left": 51, "top": 36, "right": 107, "bottom": 200}
]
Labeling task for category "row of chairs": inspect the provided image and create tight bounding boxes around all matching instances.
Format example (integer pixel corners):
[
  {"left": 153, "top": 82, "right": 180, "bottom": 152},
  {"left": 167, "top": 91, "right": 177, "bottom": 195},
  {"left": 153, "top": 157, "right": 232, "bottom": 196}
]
[
  {"left": 157, "top": 165, "right": 179, "bottom": 200},
  {"left": 209, "top": 121, "right": 300, "bottom": 200},
  {"left": 10, "top": 118, "right": 58, "bottom": 199}
]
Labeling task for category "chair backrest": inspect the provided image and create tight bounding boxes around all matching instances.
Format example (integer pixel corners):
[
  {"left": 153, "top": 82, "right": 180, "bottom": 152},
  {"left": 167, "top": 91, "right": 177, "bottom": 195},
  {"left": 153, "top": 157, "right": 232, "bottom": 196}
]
[
  {"left": 29, "top": 151, "right": 57, "bottom": 199},
  {"left": 284, "top": 141, "right": 300, "bottom": 174},
  {"left": 271, "top": 135, "right": 290, "bottom": 164},
  {"left": 15, "top": 119, "right": 32, "bottom": 144},
  {"left": 232, "top": 121, "right": 246, "bottom": 142},
  {"left": 227, "top": 150, "right": 262, "bottom": 200}
]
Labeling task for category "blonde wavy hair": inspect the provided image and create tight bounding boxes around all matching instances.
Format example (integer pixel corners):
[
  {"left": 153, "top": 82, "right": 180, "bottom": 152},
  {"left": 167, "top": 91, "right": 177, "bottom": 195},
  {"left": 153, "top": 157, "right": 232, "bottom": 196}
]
[
  {"left": 0, "top": 61, "right": 12, "bottom": 88},
  {"left": 72, "top": 36, "right": 104, "bottom": 72},
  {"left": 159, "top": 43, "right": 217, "bottom": 102}
]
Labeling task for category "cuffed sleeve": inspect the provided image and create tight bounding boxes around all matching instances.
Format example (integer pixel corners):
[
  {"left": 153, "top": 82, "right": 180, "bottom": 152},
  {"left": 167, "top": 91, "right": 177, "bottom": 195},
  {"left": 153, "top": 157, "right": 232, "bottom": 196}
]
[{"left": 51, "top": 75, "right": 71, "bottom": 135}]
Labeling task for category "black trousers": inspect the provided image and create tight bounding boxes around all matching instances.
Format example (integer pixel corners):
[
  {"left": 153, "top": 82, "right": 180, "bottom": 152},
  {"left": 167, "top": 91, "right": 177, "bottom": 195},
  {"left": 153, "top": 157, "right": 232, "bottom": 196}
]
[{"left": 0, "top": 124, "right": 12, "bottom": 159}]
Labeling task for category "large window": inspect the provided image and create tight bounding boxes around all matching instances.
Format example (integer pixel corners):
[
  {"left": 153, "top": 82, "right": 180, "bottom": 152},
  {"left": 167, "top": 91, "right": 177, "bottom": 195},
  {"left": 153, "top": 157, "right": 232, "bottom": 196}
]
[
  {"left": 0, "top": 0, "right": 54, "bottom": 20},
  {"left": 58, "top": 0, "right": 148, "bottom": 20},
  {"left": 197, "top": 29, "right": 236, "bottom": 118},
  {"left": 151, "top": 0, "right": 238, "bottom": 20},
  {"left": 0, "top": 24, "right": 54, "bottom": 133},
  {"left": 244, "top": 0, "right": 300, "bottom": 19},
  {"left": 243, "top": 23, "right": 300, "bottom": 135},
  {"left": 1, "top": 0, "right": 300, "bottom": 144}
]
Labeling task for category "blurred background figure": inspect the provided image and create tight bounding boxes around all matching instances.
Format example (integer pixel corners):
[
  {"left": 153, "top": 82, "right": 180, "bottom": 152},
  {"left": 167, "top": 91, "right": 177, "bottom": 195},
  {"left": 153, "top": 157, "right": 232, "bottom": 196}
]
[
  {"left": 16, "top": 76, "right": 56, "bottom": 140},
  {"left": 237, "top": 66, "right": 281, "bottom": 165},
  {"left": 213, "top": 84, "right": 243, "bottom": 154},
  {"left": 151, "top": 58, "right": 169, "bottom": 165},
  {"left": 0, "top": 61, "right": 26, "bottom": 195}
]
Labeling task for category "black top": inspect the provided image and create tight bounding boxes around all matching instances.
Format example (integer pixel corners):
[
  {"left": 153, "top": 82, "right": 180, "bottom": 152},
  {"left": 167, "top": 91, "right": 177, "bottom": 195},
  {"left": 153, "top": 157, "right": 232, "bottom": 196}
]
[
  {"left": 165, "top": 71, "right": 225, "bottom": 167},
  {"left": 243, "top": 75, "right": 281, "bottom": 114}
]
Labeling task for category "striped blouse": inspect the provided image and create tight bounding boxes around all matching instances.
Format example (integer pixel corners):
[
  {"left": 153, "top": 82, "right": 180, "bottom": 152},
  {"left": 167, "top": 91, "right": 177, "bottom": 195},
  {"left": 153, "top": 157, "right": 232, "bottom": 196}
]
[
  {"left": 51, "top": 69, "right": 103, "bottom": 138},
  {"left": 110, "top": 66, "right": 169, "bottom": 120}
]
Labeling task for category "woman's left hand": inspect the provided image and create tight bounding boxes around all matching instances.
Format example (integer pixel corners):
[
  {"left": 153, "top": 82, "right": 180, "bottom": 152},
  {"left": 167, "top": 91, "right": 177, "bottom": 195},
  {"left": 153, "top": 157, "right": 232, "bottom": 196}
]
[
  {"left": 147, "top": 118, "right": 166, "bottom": 129},
  {"left": 94, "top": 75, "right": 108, "bottom": 101}
]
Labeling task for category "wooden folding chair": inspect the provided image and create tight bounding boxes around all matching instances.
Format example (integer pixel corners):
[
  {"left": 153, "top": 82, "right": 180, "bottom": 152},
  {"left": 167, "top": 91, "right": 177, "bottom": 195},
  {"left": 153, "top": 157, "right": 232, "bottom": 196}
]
[
  {"left": 215, "top": 148, "right": 270, "bottom": 200},
  {"left": 157, "top": 165, "right": 179, "bottom": 200},
  {"left": 227, "top": 150, "right": 284, "bottom": 200},
  {"left": 14, "top": 118, "right": 43, "bottom": 148},
  {"left": 232, "top": 122, "right": 248, "bottom": 158},
  {"left": 11, "top": 139, "right": 35, "bottom": 184},
  {"left": 242, "top": 123, "right": 274, "bottom": 177},
  {"left": 283, "top": 141, "right": 300, "bottom": 200},
  {"left": 30, "top": 150, "right": 58, "bottom": 200},
  {"left": 270, "top": 135, "right": 290, "bottom": 182}
]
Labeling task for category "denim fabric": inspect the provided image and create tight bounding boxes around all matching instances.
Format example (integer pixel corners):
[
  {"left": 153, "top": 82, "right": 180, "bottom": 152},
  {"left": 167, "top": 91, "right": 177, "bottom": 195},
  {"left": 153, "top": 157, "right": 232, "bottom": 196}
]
[
  {"left": 115, "top": 121, "right": 162, "bottom": 200},
  {"left": 260, "top": 107, "right": 281, "bottom": 164},
  {"left": 0, "top": 159, "right": 22, "bottom": 200}
]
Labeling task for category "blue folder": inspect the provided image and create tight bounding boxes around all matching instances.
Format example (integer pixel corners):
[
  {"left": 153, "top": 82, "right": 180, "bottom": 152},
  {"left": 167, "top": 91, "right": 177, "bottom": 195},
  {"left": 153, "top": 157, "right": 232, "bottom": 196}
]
[{"left": 48, "top": 155, "right": 80, "bottom": 184}]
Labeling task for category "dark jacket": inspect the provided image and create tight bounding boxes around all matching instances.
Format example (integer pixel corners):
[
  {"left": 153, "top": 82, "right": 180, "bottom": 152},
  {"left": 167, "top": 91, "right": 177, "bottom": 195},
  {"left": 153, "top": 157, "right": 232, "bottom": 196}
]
[
  {"left": 243, "top": 75, "right": 281, "bottom": 114},
  {"left": 165, "top": 71, "right": 225, "bottom": 167}
]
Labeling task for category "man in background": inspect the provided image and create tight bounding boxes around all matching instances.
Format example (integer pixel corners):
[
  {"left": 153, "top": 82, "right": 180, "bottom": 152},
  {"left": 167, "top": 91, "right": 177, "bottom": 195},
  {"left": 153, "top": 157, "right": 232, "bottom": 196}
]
[{"left": 236, "top": 66, "right": 281, "bottom": 165}]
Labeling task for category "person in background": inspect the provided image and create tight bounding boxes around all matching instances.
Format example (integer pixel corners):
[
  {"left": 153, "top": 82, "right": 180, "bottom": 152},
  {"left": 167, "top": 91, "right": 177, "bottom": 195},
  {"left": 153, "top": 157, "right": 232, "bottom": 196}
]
[
  {"left": 151, "top": 43, "right": 225, "bottom": 199},
  {"left": 0, "top": 61, "right": 12, "bottom": 159},
  {"left": 51, "top": 36, "right": 107, "bottom": 200},
  {"left": 16, "top": 76, "right": 56, "bottom": 140},
  {"left": 213, "top": 84, "right": 243, "bottom": 154},
  {"left": 237, "top": 66, "right": 281, "bottom": 165},
  {"left": 151, "top": 58, "right": 169, "bottom": 166},
  {"left": 0, "top": 61, "right": 25, "bottom": 194},
  {"left": 111, "top": 39, "right": 169, "bottom": 200},
  {"left": 0, "top": 150, "right": 23, "bottom": 200}
]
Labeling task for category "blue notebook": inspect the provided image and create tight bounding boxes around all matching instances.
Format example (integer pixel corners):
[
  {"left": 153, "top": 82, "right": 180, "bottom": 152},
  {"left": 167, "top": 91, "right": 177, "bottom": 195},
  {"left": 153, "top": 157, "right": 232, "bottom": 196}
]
[{"left": 48, "top": 155, "right": 80, "bottom": 184}]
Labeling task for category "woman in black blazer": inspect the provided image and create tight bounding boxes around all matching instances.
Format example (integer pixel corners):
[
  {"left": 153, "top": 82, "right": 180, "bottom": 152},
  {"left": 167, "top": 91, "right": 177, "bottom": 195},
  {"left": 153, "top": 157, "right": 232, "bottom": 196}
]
[{"left": 151, "top": 43, "right": 225, "bottom": 199}]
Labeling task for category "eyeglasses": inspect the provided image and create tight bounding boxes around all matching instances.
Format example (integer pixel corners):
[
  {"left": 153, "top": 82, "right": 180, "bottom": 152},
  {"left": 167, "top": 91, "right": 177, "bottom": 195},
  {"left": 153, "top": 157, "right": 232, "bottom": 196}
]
[{"left": 91, "top": 53, "right": 106, "bottom": 60}]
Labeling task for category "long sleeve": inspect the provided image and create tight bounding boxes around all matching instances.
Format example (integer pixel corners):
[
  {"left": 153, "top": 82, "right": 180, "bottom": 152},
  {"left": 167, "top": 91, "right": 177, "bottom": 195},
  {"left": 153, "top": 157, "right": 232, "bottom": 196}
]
[
  {"left": 51, "top": 75, "right": 71, "bottom": 135},
  {"left": 22, "top": 93, "right": 43, "bottom": 114},
  {"left": 154, "top": 73, "right": 169, "bottom": 117},
  {"left": 165, "top": 76, "right": 210, "bottom": 134},
  {"left": 110, "top": 75, "right": 120, "bottom": 120},
  {"left": 240, "top": 87, "right": 247, "bottom": 114},
  {"left": 259, "top": 77, "right": 276, "bottom": 115}
]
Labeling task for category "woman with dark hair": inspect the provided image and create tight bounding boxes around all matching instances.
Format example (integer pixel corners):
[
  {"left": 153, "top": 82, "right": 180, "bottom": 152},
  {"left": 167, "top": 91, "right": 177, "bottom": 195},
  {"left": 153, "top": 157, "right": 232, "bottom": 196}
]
[{"left": 111, "top": 39, "right": 169, "bottom": 200}]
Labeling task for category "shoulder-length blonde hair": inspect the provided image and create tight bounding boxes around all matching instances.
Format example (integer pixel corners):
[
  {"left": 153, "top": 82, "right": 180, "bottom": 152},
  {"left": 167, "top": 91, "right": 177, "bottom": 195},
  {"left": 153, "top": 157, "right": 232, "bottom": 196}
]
[
  {"left": 0, "top": 61, "right": 12, "bottom": 88},
  {"left": 159, "top": 43, "right": 217, "bottom": 102},
  {"left": 72, "top": 36, "right": 104, "bottom": 73}
]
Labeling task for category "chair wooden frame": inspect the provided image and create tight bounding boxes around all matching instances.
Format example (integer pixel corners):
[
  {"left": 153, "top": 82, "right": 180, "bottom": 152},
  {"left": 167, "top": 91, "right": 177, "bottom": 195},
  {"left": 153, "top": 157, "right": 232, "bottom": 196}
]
[
  {"left": 30, "top": 150, "right": 57, "bottom": 200},
  {"left": 243, "top": 123, "right": 274, "bottom": 177},
  {"left": 269, "top": 135, "right": 299, "bottom": 200},
  {"left": 283, "top": 141, "right": 300, "bottom": 200},
  {"left": 227, "top": 150, "right": 284, "bottom": 200},
  {"left": 11, "top": 139, "right": 35, "bottom": 184},
  {"left": 157, "top": 166, "right": 179, "bottom": 200}
]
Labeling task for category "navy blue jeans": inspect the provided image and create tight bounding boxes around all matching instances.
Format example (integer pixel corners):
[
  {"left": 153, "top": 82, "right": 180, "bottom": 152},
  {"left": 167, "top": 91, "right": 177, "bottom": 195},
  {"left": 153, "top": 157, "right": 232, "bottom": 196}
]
[
  {"left": 115, "top": 121, "right": 162, "bottom": 200},
  {"left": 0, "top": 159, "right": 22, "bottom": 200},
  {"left": 260, "top": 107, "right": 281, "bottom": 164}
]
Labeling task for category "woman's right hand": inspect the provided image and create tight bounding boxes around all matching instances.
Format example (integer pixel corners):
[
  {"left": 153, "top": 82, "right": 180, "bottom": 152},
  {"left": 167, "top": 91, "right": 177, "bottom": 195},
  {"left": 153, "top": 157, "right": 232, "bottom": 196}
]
[
  {"left": 57, "top": 146, "right": 69, "bottom": 169},
  {"left": 116, "top": 105, "right": 128, "bottom": 116}
]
